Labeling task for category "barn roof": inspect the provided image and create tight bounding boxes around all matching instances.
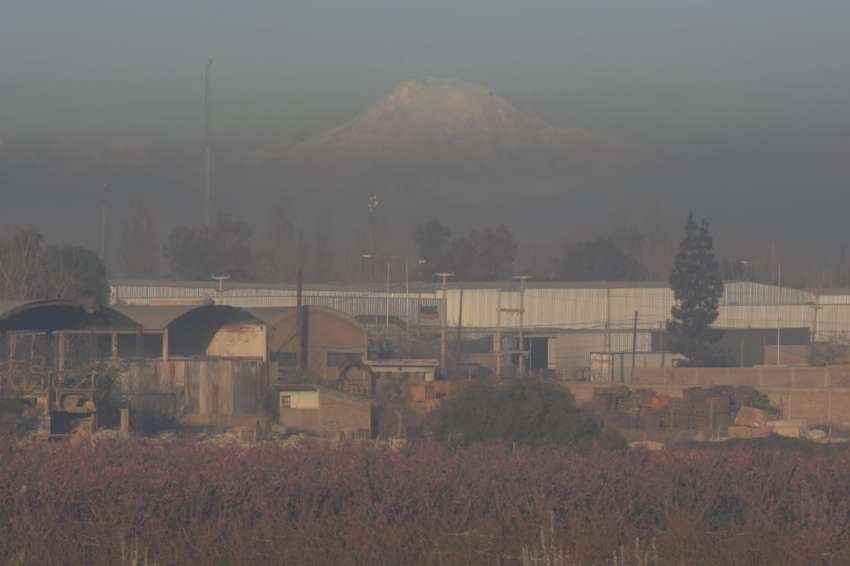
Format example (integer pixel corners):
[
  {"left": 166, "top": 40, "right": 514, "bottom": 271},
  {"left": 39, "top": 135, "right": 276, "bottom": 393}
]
[
  {"left": 0, "top": 299, "right": 141, "bottom": 332},
  {"left": 113, "top": 304, "right": 261, "bottom": 331}
]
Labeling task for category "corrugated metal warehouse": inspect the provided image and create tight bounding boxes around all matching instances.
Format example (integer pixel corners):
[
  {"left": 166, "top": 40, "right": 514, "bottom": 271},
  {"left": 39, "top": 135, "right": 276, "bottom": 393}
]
[
  {"left": 110, "top": 279, "right": 850, "bottom": 378},
  {"left": 111, "top": 279, "right": 846, "bottom": 337}
]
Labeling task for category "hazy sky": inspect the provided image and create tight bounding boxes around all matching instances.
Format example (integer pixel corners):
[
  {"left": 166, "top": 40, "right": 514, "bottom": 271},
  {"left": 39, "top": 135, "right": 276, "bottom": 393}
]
[{"left": 3, "top": 0, "right": 850, "bottom": 146}]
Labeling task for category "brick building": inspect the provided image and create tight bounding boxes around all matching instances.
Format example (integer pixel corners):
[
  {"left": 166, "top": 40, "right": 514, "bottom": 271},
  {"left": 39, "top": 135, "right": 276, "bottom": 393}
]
[{"left": 277, "top": 385, "right": 371, "bottom": 439}]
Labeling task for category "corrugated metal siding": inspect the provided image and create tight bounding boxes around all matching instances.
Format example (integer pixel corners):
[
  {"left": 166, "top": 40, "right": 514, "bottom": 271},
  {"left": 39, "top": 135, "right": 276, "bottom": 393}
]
[
  {"left": 722, "top": 282, "right": 813, "bottom": 306},
  {"left": 817, "top": 294, "right": 850, "bottom": 305},
  {"left": 816, "top": 305, "right": 850, "bottom": 340},
  {"left": 117, "top": 358, "right": 265, "bottom": 418},
  {"left": 111, "top": 281, "right": 850, "bottom": 340},
  {"left": 447, "top": 287, "right": 674, "bottom": 330},
  {"left": 551, "top": 331, "right": 652, "bottom": 373},
  {"left": 716, "top": 305, "right": 815, "bottom": 331}
]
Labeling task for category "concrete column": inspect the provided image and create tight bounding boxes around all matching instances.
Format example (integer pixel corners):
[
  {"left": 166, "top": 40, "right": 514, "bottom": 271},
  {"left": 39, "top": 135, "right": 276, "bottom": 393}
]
[{"left": 162, "top": 329, "right": 169, "bottom": 361}]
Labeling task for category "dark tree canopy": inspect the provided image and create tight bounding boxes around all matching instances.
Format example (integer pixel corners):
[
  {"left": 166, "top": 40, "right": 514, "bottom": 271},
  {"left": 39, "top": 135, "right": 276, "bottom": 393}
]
[
  {"left": 413, "top": 219, "right": 452, "bottom": 279},
  {"left": 450, "top": 225, "right": 517, "bottom": 281},
  {"left": 40, "top": 245, "right": 109, "bottom": 302},
  {"left": 559, "top": 237, "right": 648, "bottom": 281},
  {"left": 413, "top": 221, "right": 517, "bottom": 281},
  {"left": 666, "top": 213, "right": 725, "bottom": 366},
  {"left": 0, "top": 227, "right": 107, "bottom": 302},
  {"left": 428, "top": 380, "right": 624, "bottom": 449},
  {"left": 120, "top": 191, "right": 158, "bottom": 278},
  {"left": 163, "top": 213, "right": 255, "bottom": 281},
  {"left": 253, "top": 198, "right": 298, "bottom": 283}
]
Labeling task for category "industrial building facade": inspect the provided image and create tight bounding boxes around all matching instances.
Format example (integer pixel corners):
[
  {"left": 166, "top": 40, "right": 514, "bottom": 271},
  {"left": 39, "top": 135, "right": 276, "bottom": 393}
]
[{"left": 110, "top": 279, "right": 850, "bottom": 379}]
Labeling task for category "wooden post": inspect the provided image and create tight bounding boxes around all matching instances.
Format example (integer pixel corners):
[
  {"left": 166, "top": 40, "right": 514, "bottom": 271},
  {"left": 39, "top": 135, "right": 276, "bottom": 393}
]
[
  {"left": 495, "top": 289, "right": 502, "bottom": 379},
  {"left": 162, "top": 328, "right": 169, "bottom": 361},
  {"left": 57, "top": 332, "right": 65, "bottom": 371},
  {"left": 455, "top": 286, "right": 464, "bottom": 372},
  {"left": 630, "top": 311, "right": 638, "bottom": 383},
  {"left": 296, "top": 268, "right": 304, "bottom": 372},
  {"left": 120, "top": 407, "right": 130, "bottom": 438},
  {"left": 111, "top": 332, "right": 118, "bottom": 359},
  {"left": 135, "top": 332, "right": 144, "bottom": 358}
]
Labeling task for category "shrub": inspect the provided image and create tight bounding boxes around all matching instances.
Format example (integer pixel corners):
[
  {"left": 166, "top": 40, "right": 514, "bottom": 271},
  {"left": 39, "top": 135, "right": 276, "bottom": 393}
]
[
  {"left": 426, "top": 379, "right": 625, "bottom": 449},
  {"left": 2, "top": 440, "right": 850, "bottom": 565}
]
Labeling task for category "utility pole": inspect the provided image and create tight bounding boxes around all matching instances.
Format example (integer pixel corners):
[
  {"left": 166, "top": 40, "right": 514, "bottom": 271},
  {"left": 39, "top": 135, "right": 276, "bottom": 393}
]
[
  {"left": 630, "top": 311, "right": 638, "bottom": 383},
  {"left": 385, "top": 261, "right": 391, "bottom": 329},
  {"left": 295, "top": 268, "right": 304, "bottom": 373},
  {"left": 100, "top": 185, "right": 107, "bottom": 262},
  {"left": 455, "top": 286, "right": 464, "bottom": 371},
  {"left": 605, "top": 286, "right": 612, "bottom": 374},
  {"left": 777, "top": 263, "right": 782, "bottom": 365},
  {"left": 436, "top": 272, "right": 454, "bottom": 374},
  {"left": 204, "top": 58, "right": 212, "bottom": 228},
  {"left": 367, "top": 193, "right": 379, "bottom": 257},
  {"left": 810, "top": 301, "right": 820, "bottom": 365},
  {"left": 404, "top": 259, "right": 410, "bottom": 328},
  {"left": 513, "top": 275, "right": 531, "bottom": 376},
  {"left": 496, "top": 289, "right": 502, "bottom": 379}
]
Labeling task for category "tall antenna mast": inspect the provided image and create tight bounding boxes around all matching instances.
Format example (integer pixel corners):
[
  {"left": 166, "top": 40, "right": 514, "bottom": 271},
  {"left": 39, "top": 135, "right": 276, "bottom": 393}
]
[
  {"left": 204, "top": 58, "right": 212, "bottom": 228},
  {"left": 100, "top": 183, "right": 108, "bottom": 261}
]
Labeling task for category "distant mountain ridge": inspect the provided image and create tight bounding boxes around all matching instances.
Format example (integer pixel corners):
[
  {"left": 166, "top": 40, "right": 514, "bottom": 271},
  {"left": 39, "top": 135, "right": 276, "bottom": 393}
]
[
  {"left": 289, "top": 78, "right": 616, "bottom": 161},
  {"left": 247, "top": 78, "right": 631, "bottom": 202}
]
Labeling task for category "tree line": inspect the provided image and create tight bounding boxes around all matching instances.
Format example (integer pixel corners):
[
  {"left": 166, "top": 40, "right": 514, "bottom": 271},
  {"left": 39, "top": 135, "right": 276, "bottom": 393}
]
[
  {"left": 0, "top": 227, "right": 108, "bottom": 302},
  {"left": 413, "top": 219, "right": 652, "bottom": 282},
  {"left": 1, "top": 211, "right": 727, "bottom": 368}
]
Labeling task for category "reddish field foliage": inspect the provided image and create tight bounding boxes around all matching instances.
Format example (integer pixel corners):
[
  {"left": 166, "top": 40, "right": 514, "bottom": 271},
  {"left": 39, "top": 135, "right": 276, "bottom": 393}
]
[{"left": 1, "top": 439, "right": 850, "bottom": 565}]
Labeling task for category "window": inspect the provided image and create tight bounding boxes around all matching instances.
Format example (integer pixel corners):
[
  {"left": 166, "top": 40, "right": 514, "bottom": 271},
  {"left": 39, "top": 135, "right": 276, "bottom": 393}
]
[
  {"left": 270, "top": 351, "right": 297, "bottom": 366},
  {"left": 280, "top": 390, "right": 319, "bottom": 409},
  {"left": 326, "top": 351, "right": 363, "bottom": 368},
  {"left": 419, "top": 305, "right": 439, "bottom": 320}
]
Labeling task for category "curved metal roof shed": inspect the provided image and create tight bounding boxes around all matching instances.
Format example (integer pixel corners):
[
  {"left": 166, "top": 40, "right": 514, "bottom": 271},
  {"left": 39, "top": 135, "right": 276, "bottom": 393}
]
[
  {"left": 0, "top": 300, "right": 141, "bottom": 333},
  {"left": 113, "top": 304, "right": 264, "bottom": 359}
]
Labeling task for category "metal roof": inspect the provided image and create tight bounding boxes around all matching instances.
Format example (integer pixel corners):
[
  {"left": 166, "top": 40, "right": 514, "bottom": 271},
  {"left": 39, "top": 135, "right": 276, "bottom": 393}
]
[
  {"left": 0, "top": 300, "right": 37, "bottom": 319},
  {"left": 245, "top": 307, "right": 295, "bottom": 324},
  {"left": 246, "top": 305, "right": 365, "bottom": 328},
  {"left": 0, "top": 299, "right": 141, "bottom": 332},
  {"left": 113, "top": 304, "right": 261, "bottom": 331},
  {"left": 111, "top": 278, "right": 679, "bottom": 295},
  {"left": 810, "top": 288, "right": 850, "bottom": 296}
]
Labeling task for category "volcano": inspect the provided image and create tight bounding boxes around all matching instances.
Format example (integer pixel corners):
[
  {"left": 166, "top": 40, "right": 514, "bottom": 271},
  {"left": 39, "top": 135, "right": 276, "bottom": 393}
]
[{"left": 247, "top": 78, "right": 633, "bottom": 204}]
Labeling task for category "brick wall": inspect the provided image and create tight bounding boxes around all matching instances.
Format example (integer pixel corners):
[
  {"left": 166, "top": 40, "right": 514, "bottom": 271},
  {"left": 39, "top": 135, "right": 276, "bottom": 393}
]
[{"left": 279, "top": 388, "right": 371, "bottom": 439}]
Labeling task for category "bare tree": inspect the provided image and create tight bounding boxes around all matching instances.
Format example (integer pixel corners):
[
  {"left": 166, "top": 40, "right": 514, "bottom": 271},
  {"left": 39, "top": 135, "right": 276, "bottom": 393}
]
[
  {"left": 39, "top": 245, "right": 108, "bottom": 301},
  {"left": 0, "top": 227, "right": 108, "bottom": 302},
  {"left": 0, "top": 227, "right": 44, "bottom": 299},
  {"left": 255, "top": 198, "right": 298, "bottom": 283},
  {"left": 120, "top": 191, "right": 158, "bottom": 278}
]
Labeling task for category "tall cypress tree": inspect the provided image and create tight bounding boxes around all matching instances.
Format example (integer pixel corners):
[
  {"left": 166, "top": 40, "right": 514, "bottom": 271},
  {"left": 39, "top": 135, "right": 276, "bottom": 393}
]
[{"left": 666, "top": 213, "right": 725, "bottom": 366}]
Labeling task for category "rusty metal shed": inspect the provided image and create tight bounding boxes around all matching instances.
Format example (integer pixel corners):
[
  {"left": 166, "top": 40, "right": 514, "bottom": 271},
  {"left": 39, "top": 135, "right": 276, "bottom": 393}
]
[
  {"left": 0, "top": 299, "right": 143, "bottom": 370},
  {"left": 0, "top": 300, "right": 140, "bottom": 333},
  {"left": 249, "top": 305, "right": 368, "bottom": 382}
]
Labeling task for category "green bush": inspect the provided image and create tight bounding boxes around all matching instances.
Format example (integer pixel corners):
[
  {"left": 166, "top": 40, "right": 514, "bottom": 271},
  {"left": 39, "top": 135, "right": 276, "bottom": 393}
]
[{"left": 427, "top": 379, "right": 625, "bottom": 449}]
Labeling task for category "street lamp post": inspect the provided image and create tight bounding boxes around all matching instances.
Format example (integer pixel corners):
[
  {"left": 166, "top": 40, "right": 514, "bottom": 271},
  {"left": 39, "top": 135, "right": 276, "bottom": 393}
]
[
  {"left": 513, "top": 275, "right": 531, "bottom": 375},
  {"left": 436, "top": 272, "right": 454, "bottom": 373}
]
